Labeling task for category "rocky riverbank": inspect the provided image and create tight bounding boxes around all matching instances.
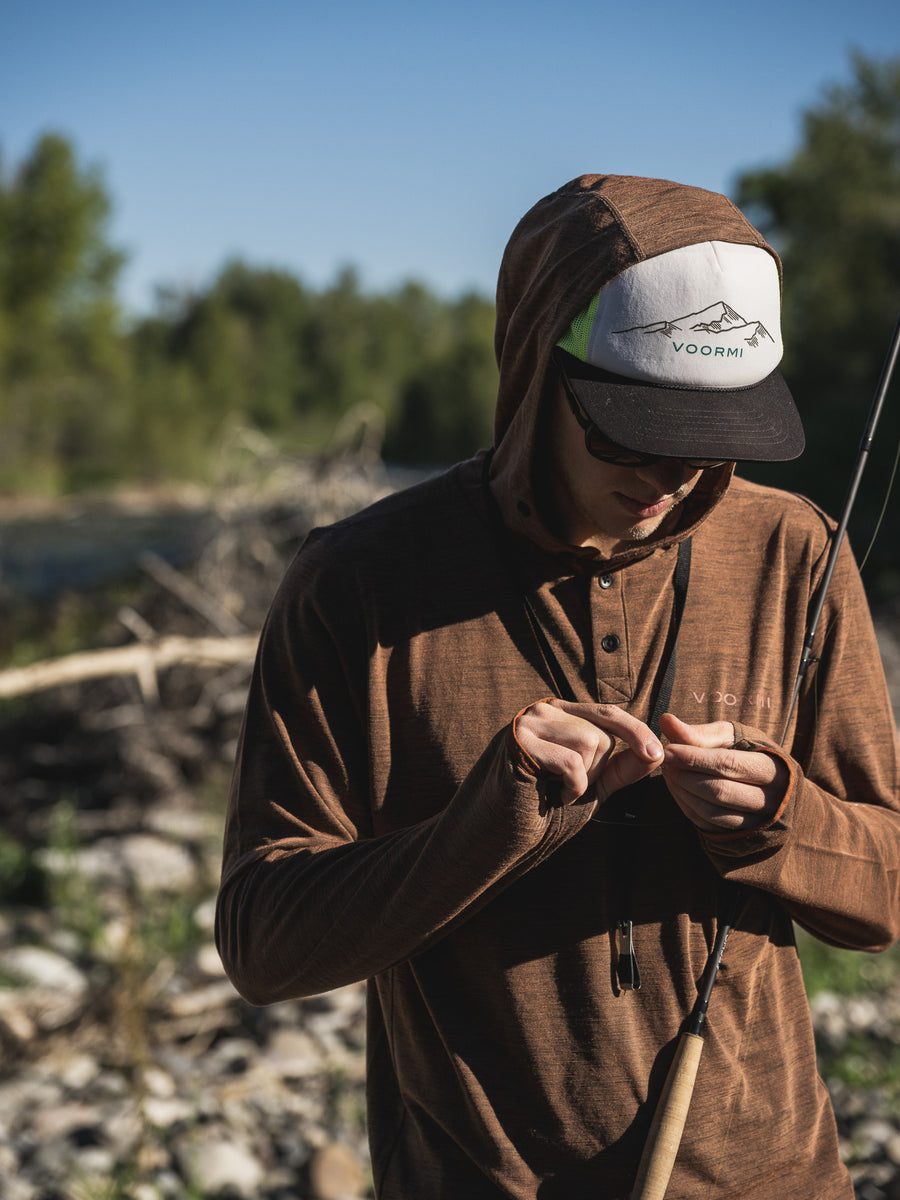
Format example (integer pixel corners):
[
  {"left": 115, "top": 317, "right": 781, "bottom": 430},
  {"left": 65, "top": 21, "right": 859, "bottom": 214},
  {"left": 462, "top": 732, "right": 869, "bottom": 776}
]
[
  {"left": 0, "top": 889, "right": 370, "bottom": 1200},
  {"left": 1, "top": 451, "right": 899, "bottom": 1199}
]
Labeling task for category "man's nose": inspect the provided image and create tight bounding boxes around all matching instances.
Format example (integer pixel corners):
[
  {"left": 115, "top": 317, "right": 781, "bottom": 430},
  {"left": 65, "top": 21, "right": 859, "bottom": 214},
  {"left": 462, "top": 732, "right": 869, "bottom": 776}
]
[{"left": 633, "top": 458, "right": 696, "bottom": 493}]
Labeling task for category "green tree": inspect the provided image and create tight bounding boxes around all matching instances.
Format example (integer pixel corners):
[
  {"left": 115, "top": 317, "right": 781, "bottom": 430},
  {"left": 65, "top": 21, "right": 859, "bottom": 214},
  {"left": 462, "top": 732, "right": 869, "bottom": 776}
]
[
  {"left": 125, "top": 263, "right": 318, "bottom": 480},
  {"left": 0, "top": 132, "right": 127, "bottom": 490},
  {"left": 133, "top": 265, "right": 498, "bottom": 473},
  {"left": 734, "top": 53, "right": 900, "bottom": 594},
  {"left": 383, "top": 290, "right": 497, "bottom": 465}
]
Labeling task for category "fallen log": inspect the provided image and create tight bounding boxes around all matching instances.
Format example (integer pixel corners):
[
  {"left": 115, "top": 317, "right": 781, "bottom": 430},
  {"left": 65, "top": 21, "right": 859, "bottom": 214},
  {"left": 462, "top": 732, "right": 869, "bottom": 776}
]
[{"left": 0, "top": 635, "right": 259, "bottom": 700}]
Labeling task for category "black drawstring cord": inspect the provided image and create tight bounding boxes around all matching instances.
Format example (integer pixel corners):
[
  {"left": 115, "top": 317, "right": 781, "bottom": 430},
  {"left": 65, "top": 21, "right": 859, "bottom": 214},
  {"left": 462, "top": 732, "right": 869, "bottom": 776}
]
[
  {"left": 521, "top": 593, "right": 578, "bottom": 703},
  {"left": 647, "top": 537, "right": 692, "bottom": 738}
]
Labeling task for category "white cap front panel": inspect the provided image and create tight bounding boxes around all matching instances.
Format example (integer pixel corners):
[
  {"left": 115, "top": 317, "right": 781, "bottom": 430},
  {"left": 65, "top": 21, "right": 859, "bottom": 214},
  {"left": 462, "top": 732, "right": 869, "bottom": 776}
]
[{"left": 586, "top": 242, "right": 783, "bottom": 388}]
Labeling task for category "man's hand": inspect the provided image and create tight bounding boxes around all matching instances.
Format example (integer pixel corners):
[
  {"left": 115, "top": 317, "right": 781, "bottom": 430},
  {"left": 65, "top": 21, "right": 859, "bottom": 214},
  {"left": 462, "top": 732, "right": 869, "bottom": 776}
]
[
  {"left": 514, "top": 700, "right": 664, "bottom": 806},
  {"left": 659, "top": 713, "right": 789, "bottom": 834}
]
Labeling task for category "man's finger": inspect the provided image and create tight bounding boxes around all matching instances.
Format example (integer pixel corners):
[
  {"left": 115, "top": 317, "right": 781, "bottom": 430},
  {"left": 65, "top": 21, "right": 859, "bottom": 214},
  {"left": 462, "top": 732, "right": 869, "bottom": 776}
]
[
  {"left": 555, "top": 701, "right": 664, "bottom": 763},
  {"left": 668, "top": 786, "right": 766, "bottom": 832},
  {"left": 515, "top": 700, "right": 664, "bottom": 806},
  {"left": 664, "top": 744, "right": 781, "bottom": 787},
  {"left": 596, "top": 747, "right": 663, "bottom": 804}
]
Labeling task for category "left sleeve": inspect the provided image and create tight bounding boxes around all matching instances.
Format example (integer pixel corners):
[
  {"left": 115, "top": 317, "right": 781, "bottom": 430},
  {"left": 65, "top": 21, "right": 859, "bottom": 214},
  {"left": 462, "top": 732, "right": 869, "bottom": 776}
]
[{"left": 699, "top": 536, "right": 900, "bottom": 952}]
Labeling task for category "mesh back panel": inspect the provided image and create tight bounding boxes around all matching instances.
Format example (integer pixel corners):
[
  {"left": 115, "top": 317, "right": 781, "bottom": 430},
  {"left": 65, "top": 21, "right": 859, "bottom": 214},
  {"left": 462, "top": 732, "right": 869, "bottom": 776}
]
[{"left": 557, "top": 291, "right": 601, "bottom": 360}]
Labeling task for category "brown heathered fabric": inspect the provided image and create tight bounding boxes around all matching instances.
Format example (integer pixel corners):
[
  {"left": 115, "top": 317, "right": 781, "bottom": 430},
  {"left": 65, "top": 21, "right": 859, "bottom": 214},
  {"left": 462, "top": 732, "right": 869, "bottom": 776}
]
[{"left": 216, "top": 176, "right": 900, "bottom": 1198}]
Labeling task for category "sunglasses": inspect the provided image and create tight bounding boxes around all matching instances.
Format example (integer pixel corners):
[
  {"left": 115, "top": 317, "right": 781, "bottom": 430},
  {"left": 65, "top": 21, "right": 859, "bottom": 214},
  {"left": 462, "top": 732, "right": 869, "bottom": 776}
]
[{"left": 557, "top": 361, "right": 728, "bottom": 471}]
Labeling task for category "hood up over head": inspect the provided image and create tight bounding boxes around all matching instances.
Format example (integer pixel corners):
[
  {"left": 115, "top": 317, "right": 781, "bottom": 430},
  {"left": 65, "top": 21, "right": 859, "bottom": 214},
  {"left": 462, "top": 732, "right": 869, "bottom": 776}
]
[{"left": 488, "top": 174, "right": 804, "bottom": 565}]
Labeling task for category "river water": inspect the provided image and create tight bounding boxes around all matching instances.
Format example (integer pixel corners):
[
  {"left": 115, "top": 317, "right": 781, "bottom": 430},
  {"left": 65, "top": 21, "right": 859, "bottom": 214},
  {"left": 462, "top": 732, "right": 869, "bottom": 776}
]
[
  {"left": 0, "top": 504, "right": 222, "bottom": 599},
  {"left": 0, "top": 462, "right": 427, "bottom": 601}
]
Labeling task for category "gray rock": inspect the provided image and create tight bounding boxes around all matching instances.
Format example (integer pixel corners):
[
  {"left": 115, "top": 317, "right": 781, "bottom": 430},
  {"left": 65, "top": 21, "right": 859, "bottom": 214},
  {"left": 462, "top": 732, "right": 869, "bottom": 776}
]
[
  {"left": 2, "top": 945, "right": 88, "bottom": 994},
  {"left": 309, "top": 1140, "right": 366, "bottom": 1200},
  {"left": 181, "top": 1133, "right": 266, "bottom": 1196},
  {"left": 0, "top": 945, "right": 89, "bottom": 1033},
  {"left": 38, "top": 832, "right": 197, "bottom": 893}
]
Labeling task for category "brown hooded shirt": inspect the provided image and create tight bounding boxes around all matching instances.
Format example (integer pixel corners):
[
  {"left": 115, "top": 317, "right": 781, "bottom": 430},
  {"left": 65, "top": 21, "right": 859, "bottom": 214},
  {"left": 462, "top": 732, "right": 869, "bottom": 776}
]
[{"left": 217, "top": 177, "right": 900, "bottom": 1199}]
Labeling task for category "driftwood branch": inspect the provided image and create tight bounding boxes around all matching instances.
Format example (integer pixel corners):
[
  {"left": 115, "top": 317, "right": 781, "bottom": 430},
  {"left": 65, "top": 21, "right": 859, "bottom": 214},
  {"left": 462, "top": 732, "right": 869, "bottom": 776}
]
[
  {"left": 0, "top": 635, "right": 259, "bottom": 700},
  {"left": 139, "top": 551, "right": 248, "bottom": 636}
]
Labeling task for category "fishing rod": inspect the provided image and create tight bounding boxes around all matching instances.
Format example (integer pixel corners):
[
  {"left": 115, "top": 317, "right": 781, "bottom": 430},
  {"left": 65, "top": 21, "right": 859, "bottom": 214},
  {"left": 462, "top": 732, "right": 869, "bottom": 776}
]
[{"left": 631, "top": 312, "right": 900, "bottom": 1200}]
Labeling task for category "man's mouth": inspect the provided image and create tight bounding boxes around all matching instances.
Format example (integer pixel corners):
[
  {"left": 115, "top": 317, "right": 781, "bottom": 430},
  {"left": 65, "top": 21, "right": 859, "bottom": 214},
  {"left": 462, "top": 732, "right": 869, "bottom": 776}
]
[{"left": 615, "top": 493, "right": 673, "bottom": 520}]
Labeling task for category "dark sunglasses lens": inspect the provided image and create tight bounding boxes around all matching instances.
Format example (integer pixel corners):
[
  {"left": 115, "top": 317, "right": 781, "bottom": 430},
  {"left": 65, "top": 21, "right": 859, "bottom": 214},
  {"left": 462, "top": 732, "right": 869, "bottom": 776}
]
[
  {"left": 585, "top": 429, "right": 726, "bottom": 470},
  {"left": 584, "top": 429, "right": 645, "bottom": 465}
]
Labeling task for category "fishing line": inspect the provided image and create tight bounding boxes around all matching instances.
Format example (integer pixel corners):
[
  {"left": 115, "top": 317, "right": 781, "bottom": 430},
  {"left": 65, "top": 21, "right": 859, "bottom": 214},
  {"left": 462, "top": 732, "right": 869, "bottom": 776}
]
[{"left": 858, "top": 426, "right": 900, "bottom": 574}]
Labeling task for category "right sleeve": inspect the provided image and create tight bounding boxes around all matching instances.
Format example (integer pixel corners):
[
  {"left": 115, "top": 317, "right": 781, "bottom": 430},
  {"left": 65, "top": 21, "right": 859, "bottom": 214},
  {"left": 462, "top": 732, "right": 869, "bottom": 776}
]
[{"left": 214, "top": 542, "right": 589, "bottom": 1005}]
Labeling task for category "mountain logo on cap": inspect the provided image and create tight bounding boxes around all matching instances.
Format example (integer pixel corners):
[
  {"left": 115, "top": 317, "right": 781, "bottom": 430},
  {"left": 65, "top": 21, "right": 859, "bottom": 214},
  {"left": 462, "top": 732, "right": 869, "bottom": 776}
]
[{"left": 614, "top": 301, "right": 774, "bottom": 350}]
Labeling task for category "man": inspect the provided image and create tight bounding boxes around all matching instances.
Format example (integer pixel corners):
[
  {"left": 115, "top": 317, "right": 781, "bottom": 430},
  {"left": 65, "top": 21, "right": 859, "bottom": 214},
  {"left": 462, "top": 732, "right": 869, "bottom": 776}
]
[{"left": 216, "top": 175, "right": 900, "bottom": 1199}]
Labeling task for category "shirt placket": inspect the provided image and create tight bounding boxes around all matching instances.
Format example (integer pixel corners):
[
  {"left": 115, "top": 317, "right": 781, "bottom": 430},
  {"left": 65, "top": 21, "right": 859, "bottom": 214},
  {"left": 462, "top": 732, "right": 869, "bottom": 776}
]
[{"left": 591, "top": 569, "right": 633, "bottom": 704}]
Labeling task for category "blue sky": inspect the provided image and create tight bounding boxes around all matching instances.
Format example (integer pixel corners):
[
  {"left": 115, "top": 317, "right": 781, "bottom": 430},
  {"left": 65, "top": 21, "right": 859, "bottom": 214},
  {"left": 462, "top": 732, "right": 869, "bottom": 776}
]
[{"left": 3, "top": 0, "right": 898, "bottom": 316}]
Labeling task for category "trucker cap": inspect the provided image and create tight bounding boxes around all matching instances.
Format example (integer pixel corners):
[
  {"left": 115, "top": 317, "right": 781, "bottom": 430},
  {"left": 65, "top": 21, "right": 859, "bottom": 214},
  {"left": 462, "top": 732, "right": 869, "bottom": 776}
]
[{"left": 556, "top": 239, "right": 805, "bottom": 462}]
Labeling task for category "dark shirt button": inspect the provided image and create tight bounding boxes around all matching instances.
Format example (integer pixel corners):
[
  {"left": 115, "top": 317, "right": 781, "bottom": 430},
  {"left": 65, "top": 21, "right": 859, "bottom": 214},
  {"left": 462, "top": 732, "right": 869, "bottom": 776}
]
[
  {"left": 598, "top": 573, "right": 614, "bottom": 590},
  {"left": 601, "top": 634, "right": 620, "bottom": 653}
]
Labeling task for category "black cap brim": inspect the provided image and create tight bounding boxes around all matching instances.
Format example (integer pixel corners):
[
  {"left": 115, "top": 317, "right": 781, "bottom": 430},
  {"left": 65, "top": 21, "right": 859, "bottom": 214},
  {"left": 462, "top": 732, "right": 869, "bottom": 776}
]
[{"left": 557, "top": 348, "right": 805, "bottom": 463}]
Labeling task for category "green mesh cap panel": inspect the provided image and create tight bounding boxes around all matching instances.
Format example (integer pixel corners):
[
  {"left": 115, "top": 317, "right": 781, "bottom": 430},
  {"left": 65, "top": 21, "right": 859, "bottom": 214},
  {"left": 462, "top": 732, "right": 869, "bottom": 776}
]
[{"left": 556, "top": 291, "right": 602, "bottom": 361}]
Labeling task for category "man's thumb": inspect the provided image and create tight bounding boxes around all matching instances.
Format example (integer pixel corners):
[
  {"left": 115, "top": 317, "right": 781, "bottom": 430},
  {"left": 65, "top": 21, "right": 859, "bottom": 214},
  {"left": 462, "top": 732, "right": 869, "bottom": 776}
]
[{"left": 659, "top": 712, "right": 733, "bottom": 749}]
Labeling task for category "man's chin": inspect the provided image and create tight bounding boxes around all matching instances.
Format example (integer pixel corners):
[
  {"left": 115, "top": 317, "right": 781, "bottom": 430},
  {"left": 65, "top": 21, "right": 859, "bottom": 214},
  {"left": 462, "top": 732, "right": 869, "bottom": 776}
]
[
  {"left": 623, "top": 523, "right": 657, "bottom": 542},
  {"left": 620, "top": 511, "right": 671, "bottom": 542},
  {"left": 620, "top": 493, "right": 690, "bottom": 544}
]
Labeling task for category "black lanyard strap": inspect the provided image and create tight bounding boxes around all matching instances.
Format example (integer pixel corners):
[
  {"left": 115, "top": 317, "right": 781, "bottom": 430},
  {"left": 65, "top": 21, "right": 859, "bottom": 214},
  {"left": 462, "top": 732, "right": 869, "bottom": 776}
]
[
  {"left": 647, "top": 536, "right": 692, "bottom": 737},
  {"left": 522, "top": 591, "right": 579, "bottom": 702}
]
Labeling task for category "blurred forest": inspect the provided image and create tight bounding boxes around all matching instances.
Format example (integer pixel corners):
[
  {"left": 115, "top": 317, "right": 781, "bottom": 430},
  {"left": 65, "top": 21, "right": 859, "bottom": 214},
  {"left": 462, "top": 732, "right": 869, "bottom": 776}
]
[
  {"left": 0, "top": 139, "right": 497, "bottom": 494},
  {"left": 0, "top": 51, "right": 899, "bottom": 594}
]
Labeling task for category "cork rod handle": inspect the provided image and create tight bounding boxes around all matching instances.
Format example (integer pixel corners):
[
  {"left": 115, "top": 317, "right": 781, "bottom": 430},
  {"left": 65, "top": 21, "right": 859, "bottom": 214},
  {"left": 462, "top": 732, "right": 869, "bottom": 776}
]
[{"left": 630, "top": 1032, "right": 704, "bottom": 1200}]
